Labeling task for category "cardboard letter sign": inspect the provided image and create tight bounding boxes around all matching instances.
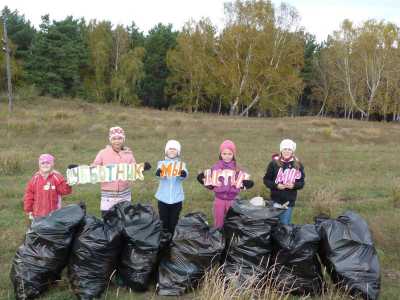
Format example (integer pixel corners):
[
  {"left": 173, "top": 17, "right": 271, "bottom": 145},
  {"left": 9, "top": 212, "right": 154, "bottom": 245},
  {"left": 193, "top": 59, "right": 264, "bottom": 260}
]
[
  {"left": 160, "top": 161, "right": 186, "bottom": 177},
  {"left": 203, "top": 169, "right": 250, "bottom": 189},
  {"left": 67, "top": 163, "right": 144, "bottom": 186}
]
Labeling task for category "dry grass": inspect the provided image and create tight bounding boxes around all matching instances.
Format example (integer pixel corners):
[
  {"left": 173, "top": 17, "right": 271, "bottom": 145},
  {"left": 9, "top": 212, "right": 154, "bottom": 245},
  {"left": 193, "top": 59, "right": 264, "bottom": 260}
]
[
  {"left": 306, "top": 126, "right": 343, "bottom": 140},
  {"left": 360, "top": 127, "right": 382, "bottom": 137},
  {"left": 195, "top": 265, "right": 354, "bottom": 300},
  {"left": 392, "top": 183, "right": 400, "bottom": 209},
  {"left": 276, "top": 122, "right": 288, "bottom": 134},
  {"left": 309, "top": 187, "right": 342, "bottom": 218},
  {"left": 52, "top": 110, "right": 75, "bottom": 120},
  {"left": 318, "top": 269, "right": 353, "bottom": 300},
  {"left": 6, "top": 119, "right": 39, "bottom": 134},
  {"left": 47, "top": 120, "right": 77, "bottom": 135},
  {"left": 195, "top": 266, "right": 292, "bottom": 300},
  {"left": 310, "top": 119, "right": 332, "bottom": 127},
  {"left": 0, "top": 153, "right": 24, "bottom": 176}
]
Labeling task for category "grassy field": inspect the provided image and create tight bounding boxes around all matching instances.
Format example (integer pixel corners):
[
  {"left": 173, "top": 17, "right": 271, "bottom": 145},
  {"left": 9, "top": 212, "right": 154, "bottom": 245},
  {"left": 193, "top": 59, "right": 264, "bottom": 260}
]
[{"left": 0, "top": 97, "right": 399, "bottom": 299}]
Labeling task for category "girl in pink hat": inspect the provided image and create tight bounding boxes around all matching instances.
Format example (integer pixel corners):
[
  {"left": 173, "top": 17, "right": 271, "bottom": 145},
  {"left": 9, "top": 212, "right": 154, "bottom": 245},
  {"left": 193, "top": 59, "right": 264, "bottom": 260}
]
[
  {"left": 197, "top": 140, "right": 254, "bottom": 228},
  {"left": 23, "top": 154, "right": 72, "bottom": 221}
]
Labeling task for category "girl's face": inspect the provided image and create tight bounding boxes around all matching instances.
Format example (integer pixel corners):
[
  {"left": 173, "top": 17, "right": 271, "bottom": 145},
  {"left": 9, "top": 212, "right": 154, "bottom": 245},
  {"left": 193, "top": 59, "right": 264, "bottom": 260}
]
[
  {"left": 39, "top": 161, "right": 53, "bottom": 174},
  {"left": 111, "top": 136, "right": 124, "bottom": 151},
  {"left": 221, "top": 149, "right": 234, "bottom": 162},
  {"left": 167, "top": 148, "right": 178, "bottom": 159},
  {"left": 281, "top": 148, "right": 293, "bottom": 160}
]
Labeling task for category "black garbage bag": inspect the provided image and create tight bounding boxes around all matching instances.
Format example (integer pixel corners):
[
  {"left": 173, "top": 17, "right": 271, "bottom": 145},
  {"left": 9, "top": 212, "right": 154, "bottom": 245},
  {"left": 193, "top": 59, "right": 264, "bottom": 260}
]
[
  {"left": 271, "top": 224, "right": 322, "bottom": 296},
  {"left": 315, "top": 211, "right": 381, "bottom": 300},
  {"left": 157, "top": 213, "right": 225, "bottom": 296},
  {"left": 156, "top": 229, "right": 173, "bottom": 265},
  {"left": 68, "top": 213, "right": 122, "bottom": 300},
  {"left": 223, "top": 200, "right": 282, "bottom": 285},
  {"left": 10, "top": 204, "right": 85, "bottom": 300},
  {"left": 116, "top": 202, "right": 162, "bottom": 291}
]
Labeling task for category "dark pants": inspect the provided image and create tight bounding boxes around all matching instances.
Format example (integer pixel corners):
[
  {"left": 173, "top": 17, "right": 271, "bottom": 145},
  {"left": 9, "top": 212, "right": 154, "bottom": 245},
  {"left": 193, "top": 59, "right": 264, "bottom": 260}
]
[{"left": 158, "top": 201, "right": 182, "bottom": 235}]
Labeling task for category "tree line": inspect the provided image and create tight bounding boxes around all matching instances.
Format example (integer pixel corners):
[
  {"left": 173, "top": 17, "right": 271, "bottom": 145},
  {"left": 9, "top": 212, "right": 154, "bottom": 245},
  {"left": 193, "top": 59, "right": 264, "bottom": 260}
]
[{"left": 2, "top": 0, "right": 400, "bottom": 120}]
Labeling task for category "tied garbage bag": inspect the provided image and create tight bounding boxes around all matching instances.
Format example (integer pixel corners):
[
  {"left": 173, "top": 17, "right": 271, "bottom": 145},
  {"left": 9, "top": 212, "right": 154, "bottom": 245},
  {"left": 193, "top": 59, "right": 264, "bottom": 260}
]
[
  {"left": 157, "top": 213, "right": 225, "bottom": 296},
  {"left": 68, "top": 213, "right": 122, "bottom": 300},
  {"left": 116, "top": 202, "right": 162, "bottom": 291},
  {"left": 10, "top": 204, "right": 85, "bottom": 300},
  {"left": 271, "top": 224, "right": 322, "bottom": 296},
  {"left": 316, "top": 211, "right": 381, "bottom": 300},
  {"left": 223, "top": 199, "right": 282, "bottom": 284}
]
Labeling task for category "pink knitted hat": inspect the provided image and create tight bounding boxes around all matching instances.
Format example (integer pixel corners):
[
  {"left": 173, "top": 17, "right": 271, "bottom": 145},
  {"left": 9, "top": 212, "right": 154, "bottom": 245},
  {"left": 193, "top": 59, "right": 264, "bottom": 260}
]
[
  {"left": 219, "top": 140, "right": 236, "bottom": 156},
  {"left": 38, "top": 154, "right": 55, "bottom": 165},
  {"left": 109, "top": 126, "right": 125, "bottom": 142}
]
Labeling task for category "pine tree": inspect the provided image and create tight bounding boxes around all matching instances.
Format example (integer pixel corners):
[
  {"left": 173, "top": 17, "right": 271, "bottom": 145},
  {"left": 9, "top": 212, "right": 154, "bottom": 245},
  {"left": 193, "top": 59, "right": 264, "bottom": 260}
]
[
  {"left": 25, "top": 15, "right": 88, "bottom": 97},
  {"left": 140, "top": 23, "right": 178, "bottom": 108}
]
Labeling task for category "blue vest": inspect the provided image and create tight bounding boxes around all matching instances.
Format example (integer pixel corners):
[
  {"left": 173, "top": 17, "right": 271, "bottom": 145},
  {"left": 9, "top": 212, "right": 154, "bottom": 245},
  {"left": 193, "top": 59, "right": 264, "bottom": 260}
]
[{"left": 155, "top": 158, "right": 188, "bottom": 204}]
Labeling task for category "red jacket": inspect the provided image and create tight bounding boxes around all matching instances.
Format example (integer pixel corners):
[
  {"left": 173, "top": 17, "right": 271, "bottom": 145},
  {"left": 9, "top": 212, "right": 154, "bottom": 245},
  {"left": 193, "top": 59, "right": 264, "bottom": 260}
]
[{"left": 24, "top": 170, "right": 72, "bottom": 217}]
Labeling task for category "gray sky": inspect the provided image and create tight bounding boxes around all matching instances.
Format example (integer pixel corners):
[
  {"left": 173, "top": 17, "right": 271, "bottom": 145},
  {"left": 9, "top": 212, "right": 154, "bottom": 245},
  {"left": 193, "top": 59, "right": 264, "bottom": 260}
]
[{"left": 2, "top": 0, "right": 400, "bottom": 41}]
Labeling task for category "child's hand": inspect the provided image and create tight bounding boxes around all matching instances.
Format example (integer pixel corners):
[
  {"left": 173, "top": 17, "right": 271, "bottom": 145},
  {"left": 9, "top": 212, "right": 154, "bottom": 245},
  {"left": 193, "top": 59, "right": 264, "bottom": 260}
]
[
  {"left": 242, "top": 180, "right": 254, "bottom": 189},
  {"left": 144, "top": 162, "right": 152, "bottom": 171},
  {"left": 180, "top": 170, "right": 187, "bottom": 178},
  {"left": 196, "top": 172, "right": 205, "bottom": 184},
  {"left": 285, "top": 183, "right": 294, "bottom": 189},
  {"left": 25, "top": 212, "right": 33, "bottom": 227},
  {"left": 277, "top": 184, "right": 286, "bottom": 190},
  {"left": 155, "top": 169, "right": 162, "bottom": 177}
]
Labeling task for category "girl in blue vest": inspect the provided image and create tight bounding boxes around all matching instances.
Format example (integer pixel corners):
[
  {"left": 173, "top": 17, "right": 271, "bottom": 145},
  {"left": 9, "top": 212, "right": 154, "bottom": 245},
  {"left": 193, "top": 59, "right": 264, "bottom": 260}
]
[{"left": 155, "top": 140, "right": 188, "bottom": 234}]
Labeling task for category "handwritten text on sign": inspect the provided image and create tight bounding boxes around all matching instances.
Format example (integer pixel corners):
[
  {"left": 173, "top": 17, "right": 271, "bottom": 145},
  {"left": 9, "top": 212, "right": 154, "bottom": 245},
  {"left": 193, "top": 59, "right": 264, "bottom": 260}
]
[
  {"left": 160, "top": 162, "right": 186, "bottom": 177},
  {"left": 203, "top": 169, "right": 250, "bottom": 189},
  {"left": 67, "top": 163, "right": 144, "bottom": 186}
]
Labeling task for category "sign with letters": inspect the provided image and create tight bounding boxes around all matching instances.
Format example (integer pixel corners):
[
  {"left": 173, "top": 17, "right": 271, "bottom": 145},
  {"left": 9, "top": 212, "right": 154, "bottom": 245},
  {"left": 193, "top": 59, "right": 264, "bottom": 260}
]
[
  {"left": 203, "top": 169, "right": 250, "bottom": 189},
  {"left": 160, "top": 161, "right": 186, "bottom": 177},
  {"left": 66, "top": 163, "right": 144, "bottom": 186}
]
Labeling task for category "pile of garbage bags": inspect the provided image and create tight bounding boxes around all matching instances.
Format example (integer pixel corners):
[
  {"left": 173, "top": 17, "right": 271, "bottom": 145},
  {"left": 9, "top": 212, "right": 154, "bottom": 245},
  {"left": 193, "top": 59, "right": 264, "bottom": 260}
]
[{"left": 9, "top": 201, "right": 381, "bottom": 300}]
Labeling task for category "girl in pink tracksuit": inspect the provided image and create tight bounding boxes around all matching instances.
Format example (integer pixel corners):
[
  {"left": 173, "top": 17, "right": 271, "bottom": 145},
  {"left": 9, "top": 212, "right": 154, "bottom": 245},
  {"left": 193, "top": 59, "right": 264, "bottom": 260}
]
[{"left": 197, "top": 140, "right": 254, "bottom": 228}]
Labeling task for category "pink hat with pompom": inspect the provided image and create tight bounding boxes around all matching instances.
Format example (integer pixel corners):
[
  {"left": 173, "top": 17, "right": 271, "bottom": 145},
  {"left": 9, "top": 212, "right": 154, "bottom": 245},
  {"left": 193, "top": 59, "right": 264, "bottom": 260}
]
[{"left": 109, "top": 126, "right": 125, "bottom": 142}]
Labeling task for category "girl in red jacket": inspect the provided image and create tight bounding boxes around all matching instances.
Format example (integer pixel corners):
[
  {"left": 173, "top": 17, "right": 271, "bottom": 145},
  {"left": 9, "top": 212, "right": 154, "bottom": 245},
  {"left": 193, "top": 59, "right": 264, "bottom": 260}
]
[{"left": 24, "top": 154, "right": 72, "bottom": 220}]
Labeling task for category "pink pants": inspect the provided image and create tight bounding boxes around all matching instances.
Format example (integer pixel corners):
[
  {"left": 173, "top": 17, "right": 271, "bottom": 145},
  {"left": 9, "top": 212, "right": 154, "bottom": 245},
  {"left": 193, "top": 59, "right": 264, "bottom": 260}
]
[{"left": 213, "top": 197, "right": 234, "bottom": 228}]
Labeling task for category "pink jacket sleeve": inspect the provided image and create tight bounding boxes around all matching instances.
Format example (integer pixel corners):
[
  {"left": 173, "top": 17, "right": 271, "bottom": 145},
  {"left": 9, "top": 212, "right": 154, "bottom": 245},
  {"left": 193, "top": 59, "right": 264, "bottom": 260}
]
[{"left": 92, "top": 150, "right": 103, "bottom": 166}]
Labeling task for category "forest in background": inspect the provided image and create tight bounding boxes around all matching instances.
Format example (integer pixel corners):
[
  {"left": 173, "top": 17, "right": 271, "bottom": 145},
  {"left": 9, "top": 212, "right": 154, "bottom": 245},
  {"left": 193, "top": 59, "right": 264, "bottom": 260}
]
[{"left": 2, "top": 0, "right": 400, "bottom": 121}]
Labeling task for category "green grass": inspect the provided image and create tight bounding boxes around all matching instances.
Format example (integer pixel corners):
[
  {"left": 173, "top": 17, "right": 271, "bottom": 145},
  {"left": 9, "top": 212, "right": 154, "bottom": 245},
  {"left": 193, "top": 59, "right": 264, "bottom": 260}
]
[{"left": 0, "top": 98, "right": 399, "bottom": 299}]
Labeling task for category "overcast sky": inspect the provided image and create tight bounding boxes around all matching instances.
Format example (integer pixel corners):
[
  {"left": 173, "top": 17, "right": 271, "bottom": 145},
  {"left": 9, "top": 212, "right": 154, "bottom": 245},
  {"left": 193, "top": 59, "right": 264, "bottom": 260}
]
[{"left": 2, "top": 0, "right": 400, "bottom": 41}]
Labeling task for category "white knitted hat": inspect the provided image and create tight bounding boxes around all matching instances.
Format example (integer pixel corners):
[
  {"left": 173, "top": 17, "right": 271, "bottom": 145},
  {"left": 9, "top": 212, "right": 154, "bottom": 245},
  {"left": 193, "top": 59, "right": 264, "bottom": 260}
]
[
  {"left": 165, "top": 140, "right": 181, "bottom": 156},
  {"left": 280, "top": 139, "right": 296, "bottom": 152}
]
